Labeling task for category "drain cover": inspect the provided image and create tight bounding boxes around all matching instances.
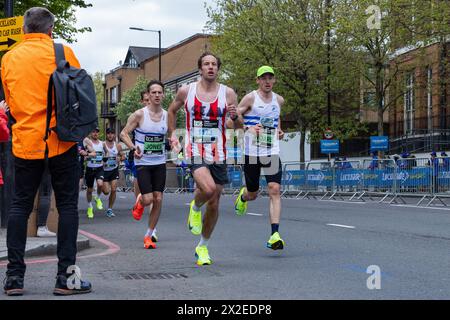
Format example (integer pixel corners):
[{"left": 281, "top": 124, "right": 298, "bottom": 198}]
[{"left": 121, "top": 273, "right": 188, "bottom": 280}]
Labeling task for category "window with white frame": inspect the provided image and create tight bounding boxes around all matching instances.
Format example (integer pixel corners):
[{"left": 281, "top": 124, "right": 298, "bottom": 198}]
[
  {"left": 404, "top": 72, "right": 415, "bottom": 134},
  {"left": 128, "top": 55, "right": 138, "bottom": 68},
  {"left": 111, "top": 86, "right": 118, "bottom": 104}
]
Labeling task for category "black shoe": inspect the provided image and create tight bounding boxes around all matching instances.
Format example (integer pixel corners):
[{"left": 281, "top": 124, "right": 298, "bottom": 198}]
[
  {"left": 3, "top": 276, "right": 24, "bottom": 296},
  {"left": 53, "top": 274, "right": 92, "bottom": 296}
]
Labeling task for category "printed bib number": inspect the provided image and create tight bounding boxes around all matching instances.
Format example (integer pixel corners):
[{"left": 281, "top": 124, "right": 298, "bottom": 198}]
[
  {"left": 105, "top": 156, "right": 117, "bottom": 169},
  {"left": 252, "top": 117, "right": 276, "bottom": 149},
  {"left": 144, "top": 135, "right": 164, "bottom": 155},
  {"left": 192, "top": 120, "right": 219, "bottom": 144},
  {"left": 90, "top": 151, "right": 103, "bottom": 165}
]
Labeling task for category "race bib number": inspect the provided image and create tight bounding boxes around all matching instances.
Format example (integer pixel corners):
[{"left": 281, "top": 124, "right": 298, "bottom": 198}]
[
  {"left": 90, "top": 151, "right": 103, "bottom": 165},
  {"left": 105, "top": 156, "right": 117, "bottom": 169},
  {"left": 144, "top": 135, "right": 164, "bottom": 155},
  {"left": 192, "top": 120, "right": 219, "bottom": 144},
  {"left": 253, "top": 117, "right": 276, "bottom": 149}
]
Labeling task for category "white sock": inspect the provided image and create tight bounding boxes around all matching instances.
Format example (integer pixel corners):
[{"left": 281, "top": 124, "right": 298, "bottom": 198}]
[
  {"left": 193, "top": 202, "right": 202, "bottom": 211},
  {"left": 152, "top": 228, "right": 157, "bottom": 236},
  {"left": 198, "top": 236, "right": 209, "bottom": 248},
  {"left": 88, "top": 202, "right": 93, "bottom": 208},
  {"left": 146, "top": 228, "right": 154, "bottom": 237}
]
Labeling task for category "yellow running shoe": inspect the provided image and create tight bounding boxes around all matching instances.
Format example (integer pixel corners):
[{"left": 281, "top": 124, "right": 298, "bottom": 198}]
[
  {"left": 234, "top": 187, "right": 248, "bottom": 216},
  {"left": 188, "top": 200, "right": 202, "bottom": 236},
  {"left": 87, "top": 207, "right": 94, "bottom": 219},
  {"left": 266, "top": 232, "right": 285, "bottom": 250},
  {"left": 195, "top": 246, "right": 212, "bottom": 266},
  {"left": 95, "top": 197, "right": 103, "bottom": 210}
]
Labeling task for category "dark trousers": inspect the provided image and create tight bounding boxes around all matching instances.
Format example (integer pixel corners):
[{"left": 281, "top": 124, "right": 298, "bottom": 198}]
[
  {"left": 37, "top": 167, "right": 52, "bottom": 227},
  {"left": 7, "top": 145, "right": 80, "bottom": 277}
]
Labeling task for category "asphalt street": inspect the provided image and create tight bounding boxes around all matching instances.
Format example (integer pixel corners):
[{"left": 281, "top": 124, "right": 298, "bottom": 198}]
[{"left": 1, "top": 191, "right": 450, "bottom": 300}]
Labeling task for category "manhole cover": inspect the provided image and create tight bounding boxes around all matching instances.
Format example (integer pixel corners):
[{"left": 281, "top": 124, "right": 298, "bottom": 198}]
[{"left": 121, "top": 272, "right": 188, "bottom": 280}]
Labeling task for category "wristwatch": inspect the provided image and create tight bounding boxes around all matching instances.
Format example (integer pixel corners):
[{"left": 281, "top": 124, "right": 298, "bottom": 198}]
[{"left": 230, "top": 114, "right": 238, "bottom": 121}]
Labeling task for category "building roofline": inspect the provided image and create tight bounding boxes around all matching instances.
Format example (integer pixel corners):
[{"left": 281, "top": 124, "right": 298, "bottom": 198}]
[
  {"left": 141, "top": 33, "right": 212, "bottom": 65},
  {"left": 389, "top": 35, "right": 450, "bottom": 60}
]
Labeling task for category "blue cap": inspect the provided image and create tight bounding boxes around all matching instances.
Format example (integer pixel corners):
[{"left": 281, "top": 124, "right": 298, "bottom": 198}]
[{"left": 431, "top": 151, "right": 437, "bottom": 156}]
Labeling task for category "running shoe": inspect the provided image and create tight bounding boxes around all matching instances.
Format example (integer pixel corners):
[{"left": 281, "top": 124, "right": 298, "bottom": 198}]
[
  {"left": 151, "top": 230, "right": 158, "bottom": 243},
  {"left": 106, "top": 209, "right": 115, "bottom": 218},
  {"left": 266, "top": 232, "right": 285, "bottom": 250},
  {"left": 86, "top": 207, "right": 94, "bottom": 219},
  {"left": 234, "top": 187, "right": 248, "bottom": 216},
  {"left": 132, "top": 194, "right": 144, "bottom": 221},
  {"left": 95, "top": 197, "right": 103, "bottom": 210},
  {"left": 195, "top": 246, "right": 212, "bottom": 266},
  {"left": 188, "top": 200, "right": 202, "bottom": 235},
  {"left": 144, "top": 235, "right": 156, "bottom": 249}
]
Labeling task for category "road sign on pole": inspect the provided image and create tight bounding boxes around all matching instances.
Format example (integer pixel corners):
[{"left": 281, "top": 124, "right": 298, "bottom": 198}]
[{"left": 0, "top": 16, "right": 24, "bottom": 52}]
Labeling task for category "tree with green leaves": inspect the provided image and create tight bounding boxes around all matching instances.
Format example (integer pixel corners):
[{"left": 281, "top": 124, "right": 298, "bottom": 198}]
[
  {"left": 334, "top": 0, "right": 450, "bottom": 138},
  {"left": 207, "top": 0, "right": 365, "bottom": 162},
  {"left": 92, "top": 71, "right": 105, "bottom": 139},
  {"left": 0, "top": 0, "right": 92, "bottom": 43}
]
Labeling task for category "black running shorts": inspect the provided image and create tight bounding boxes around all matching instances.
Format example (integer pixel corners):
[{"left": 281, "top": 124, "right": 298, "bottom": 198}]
[
  {"left": 103, "top": 168, "right": 120, "bottom": 182},
  {"left": 85, "top": 167, "right": 104, "bottom": 189},
  {"left": 244, "top": 155, "right": 282, "bottom": 193},
  {"left": 136, "top": 164, "right": 166, "bottom": 194},
  {"left": 189, "top": 158, "right": 229, "bottom": 186}
]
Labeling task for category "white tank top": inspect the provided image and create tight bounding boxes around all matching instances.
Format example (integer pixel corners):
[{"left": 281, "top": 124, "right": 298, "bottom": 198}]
[
  {"left": 104, "top": 142, "right": 119, "bottom": 172},
  {"left": 86, "top": 140, "right": 105, "bottom": 168},
  {"left": 134, "top": 107, "right": 168, "bottom": 166},
  {"left": 184, "top": 82, "right": 228, "bottom": 162},
  {"left": 244, "top": 91, "right": 281, "bottom": 157}
]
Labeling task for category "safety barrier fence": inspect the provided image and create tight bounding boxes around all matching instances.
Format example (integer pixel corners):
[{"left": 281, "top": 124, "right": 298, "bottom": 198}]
[{"left": 112, "top": 158, "right": 450, "bottom": 207}]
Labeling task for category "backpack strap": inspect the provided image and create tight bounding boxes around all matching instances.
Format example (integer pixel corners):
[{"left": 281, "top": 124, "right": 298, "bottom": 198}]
[{"left": 44, "top": 43, "right": 67, "bottom": 160}]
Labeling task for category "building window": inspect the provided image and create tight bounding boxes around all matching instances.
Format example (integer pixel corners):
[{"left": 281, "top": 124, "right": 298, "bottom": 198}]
[
  {"left": 111, "top": 86, "right": 118, "bottom": 104},
  {"left": 427, "top": 67, "right": 432, "bottom": 131},
  {"left": 129, "top": 55, "right": 138, "bottom": 68},
  {"left": 404, "top": 72, "right": 415, "bottom": 135}
]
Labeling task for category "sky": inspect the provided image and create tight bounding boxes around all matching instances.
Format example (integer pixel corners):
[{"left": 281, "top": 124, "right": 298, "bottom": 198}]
[{"left": 67, "top": 0, "right": 216, "bottom": 75}]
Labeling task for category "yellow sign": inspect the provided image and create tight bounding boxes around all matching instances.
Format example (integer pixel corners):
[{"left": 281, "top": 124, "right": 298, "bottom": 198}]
[{"left": 0, "top": 16, "right": 23, "bottom": 52}]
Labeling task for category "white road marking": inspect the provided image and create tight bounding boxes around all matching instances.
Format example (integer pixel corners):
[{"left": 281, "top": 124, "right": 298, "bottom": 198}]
[
  {"left": 327, "top": 224, "right": 356, "bottom": 229},
  {"left": 319, "top": 200, "right": 366, "bottom": 204},
  {"left": 392, "top": 204, "right": 450, "bottom": 211},
  {"left": 247, "top": 213, "right": 264, "bottom": 217}
]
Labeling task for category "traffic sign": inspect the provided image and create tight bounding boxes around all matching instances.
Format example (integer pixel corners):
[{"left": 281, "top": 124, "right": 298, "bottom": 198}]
[
  {"left": 321, "top": 140, "right": 339, "bottom": 154},
  {"left": 0, "top": 16, "right": 23, "bottom": 52}
]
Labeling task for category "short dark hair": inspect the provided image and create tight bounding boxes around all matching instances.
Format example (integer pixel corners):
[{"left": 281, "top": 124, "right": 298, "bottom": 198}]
[
  {"left": 24, "top": 7, "right": 55, "bottom": 34},
  {"left": 147, "top": 80, "right": 165, "bottom": 92},
  {"left": 197, "top": 52, "right": 222, "bottom": 70},
  {"left": 140, "top": 90, "right": 148, "bottom": 101}
]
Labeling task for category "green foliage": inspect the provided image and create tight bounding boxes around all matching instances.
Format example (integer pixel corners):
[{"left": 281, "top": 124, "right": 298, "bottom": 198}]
[
  {"left": 206, "top": 0, "right": 365, "bottom": 161},
  {"left": 0, "top": 0, "right": 92, "bottom": 43},
  {"left": 92, "top": 71, "right": 105, "bottom": 139}
]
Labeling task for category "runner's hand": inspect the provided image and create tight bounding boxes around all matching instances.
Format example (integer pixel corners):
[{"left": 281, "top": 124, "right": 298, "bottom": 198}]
[
  {"left": 278, "top": 128, "right": 285, "bottom": 140},
  {"left": 170, "top": 135, "right": 181, "bottom": 153},
  {"left": 0, "top": 100, "right": 9, "bottom": 113},
  {"left": 228, "top": 104, "right": 238, "bottom": 120},
  {"left": 134, "top": 146, "right": 143, "bottom": 160},
  {"left": 249, "top": 124, "right": 263, "bottom": 136}
]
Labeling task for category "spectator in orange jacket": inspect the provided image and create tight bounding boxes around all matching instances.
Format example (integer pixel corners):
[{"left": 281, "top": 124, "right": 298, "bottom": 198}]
[
  {"left": 1, "top": 7, "right": 91, "bottom": 297},
  {"left": 0, "top": 100, "right": 10, "bottom": 186}
]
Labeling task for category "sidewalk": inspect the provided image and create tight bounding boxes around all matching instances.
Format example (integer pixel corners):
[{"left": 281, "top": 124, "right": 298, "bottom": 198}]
[{"left": 0, "top": 228, "right": 90, "bottom": 261}]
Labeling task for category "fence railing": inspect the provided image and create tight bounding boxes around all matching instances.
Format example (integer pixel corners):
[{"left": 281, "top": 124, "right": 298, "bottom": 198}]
[{"left": 110, "top": 158, "right": 450, "bottom": 207}]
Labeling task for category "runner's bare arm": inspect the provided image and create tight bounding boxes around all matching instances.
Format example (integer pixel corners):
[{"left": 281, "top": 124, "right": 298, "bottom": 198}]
[
  {"left": 168, "top": 85, "right": 188, "bottom": 146},
  {"left": 238, "top": 93, "right": 261, "bottom": 135},
  {"left": 120, "top": 110, "right": 142, "bottom": 151},
  {"left": 117, "top": 144, "right": 126, "bottom": 161},
  {"left": 83, "top": 138, "right": 96, "bottom": 157},
  {"left": 225, "top": 87, "right": 239, "bottom": 129}
]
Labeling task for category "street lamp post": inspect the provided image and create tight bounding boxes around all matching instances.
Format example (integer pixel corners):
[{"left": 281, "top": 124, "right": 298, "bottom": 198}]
[{"left": 130, "top": 27, "right": 162, "bottom": 82}]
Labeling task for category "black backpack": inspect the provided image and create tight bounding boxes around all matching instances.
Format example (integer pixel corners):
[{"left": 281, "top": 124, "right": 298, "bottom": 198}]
[{"left": 45, "top": 43, "right": 98, "bottom": 150}]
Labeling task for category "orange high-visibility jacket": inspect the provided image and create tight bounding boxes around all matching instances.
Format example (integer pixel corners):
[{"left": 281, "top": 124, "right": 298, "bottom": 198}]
[{"left": 1, "top": 33, "right": 81, "bottom": 160}]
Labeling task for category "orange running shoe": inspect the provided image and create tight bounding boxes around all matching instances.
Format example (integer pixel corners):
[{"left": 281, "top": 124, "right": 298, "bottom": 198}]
[
  {"left": 144, "top": 235, "right": 156, "bottom": 249},
  {"left": 132, "top": 194, "right": 144, "bottom": 221}
]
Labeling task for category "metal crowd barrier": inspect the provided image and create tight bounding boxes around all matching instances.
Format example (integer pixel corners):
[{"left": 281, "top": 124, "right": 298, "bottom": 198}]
[{"left": 110, "top": 156, "right": 450, "bottom": 208}]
